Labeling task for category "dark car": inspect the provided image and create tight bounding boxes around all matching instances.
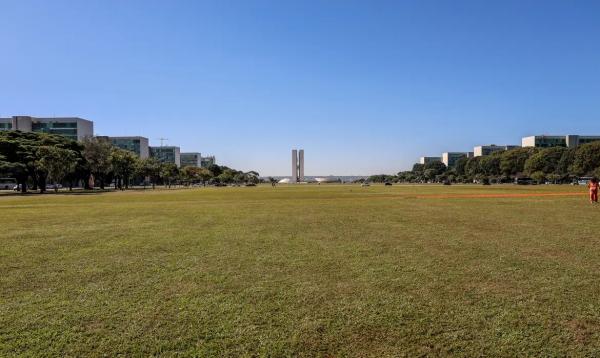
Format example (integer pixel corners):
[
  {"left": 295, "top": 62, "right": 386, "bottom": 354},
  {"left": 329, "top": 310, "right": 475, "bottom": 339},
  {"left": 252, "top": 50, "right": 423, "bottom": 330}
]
[{"left": 384, "top": 182, "right": 392, "bottom": 186}]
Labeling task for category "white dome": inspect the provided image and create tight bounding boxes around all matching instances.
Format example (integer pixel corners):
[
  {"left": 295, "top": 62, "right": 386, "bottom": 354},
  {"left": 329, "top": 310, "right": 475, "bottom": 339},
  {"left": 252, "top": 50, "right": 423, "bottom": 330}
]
[{"left": 278, "top": 178, "right": 291, "bottom": 184}]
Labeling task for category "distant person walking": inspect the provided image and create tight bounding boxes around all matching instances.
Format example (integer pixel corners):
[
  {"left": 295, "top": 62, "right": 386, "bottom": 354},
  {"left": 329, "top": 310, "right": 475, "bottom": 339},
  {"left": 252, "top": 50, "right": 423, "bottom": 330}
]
[{"left": 588, "top": 177, "right": 599, "bottom": 204}]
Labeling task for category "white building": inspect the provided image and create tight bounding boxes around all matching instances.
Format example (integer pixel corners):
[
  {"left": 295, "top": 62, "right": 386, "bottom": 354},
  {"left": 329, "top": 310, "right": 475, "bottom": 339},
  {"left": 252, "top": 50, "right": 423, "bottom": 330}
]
[
  {"left": 442, "top": 152, "right": 473, "bottom": 167},
  {"left": 522, "top": 135, "right": 600, "bottom": 148},
  {"left": 0, "top": 115, "right": 93, "bottom": 141},
  {"left": 419, "top": 156, "right": 442, "bottom": 164},
  {"left": 473, "top": 145, "right": 520, "bottom": 157}
]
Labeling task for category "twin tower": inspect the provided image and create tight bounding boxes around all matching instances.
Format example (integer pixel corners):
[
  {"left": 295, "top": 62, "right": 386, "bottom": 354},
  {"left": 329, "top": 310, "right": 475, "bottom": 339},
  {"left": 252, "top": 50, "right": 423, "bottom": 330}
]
[{"left": 291, "top": 149, "right": 305, "bottom": 183}]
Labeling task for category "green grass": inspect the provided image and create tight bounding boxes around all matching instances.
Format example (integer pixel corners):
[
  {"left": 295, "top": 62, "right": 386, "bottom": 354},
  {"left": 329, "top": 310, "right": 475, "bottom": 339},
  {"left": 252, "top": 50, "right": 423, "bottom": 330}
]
[{"left": 1, "top": 184, "right": 600, "bottom": 356}]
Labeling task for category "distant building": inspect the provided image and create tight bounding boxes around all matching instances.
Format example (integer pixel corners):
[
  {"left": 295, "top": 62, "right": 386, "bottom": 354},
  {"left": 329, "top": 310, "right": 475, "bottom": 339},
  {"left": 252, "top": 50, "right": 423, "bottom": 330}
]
[
  {"left": 291, "top": 149, "right": 305, "bottom": 182},
  {"left": 109, "top": 136, "right": 149, "bottom": 158},
  {"left": 200, "top": 156, "right": 216, "bottom": 168},
  {"left": 522, "top": 135, "right": 600, "bottom": 148},
  {"left": 442, "top": 152, "right": 473, "bottom": 167},
  {"left": 0, "top": 116, "right": 93, "bottom": 141},
  {"left": 150, "top": 146, "right": 181, "bottom": 167},
  {"left": 473, "top": 144, "right": 520, "bottom": 157},
  {"left": 419, "top": 156, "right": 442, "bottom": 165},
  {"left": 181, "top": 152, "right": 202, "bottom": 167}
]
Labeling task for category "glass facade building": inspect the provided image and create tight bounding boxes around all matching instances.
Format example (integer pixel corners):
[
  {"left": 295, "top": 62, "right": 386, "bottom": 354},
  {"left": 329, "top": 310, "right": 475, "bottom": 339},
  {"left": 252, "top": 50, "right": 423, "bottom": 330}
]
[
  {"left": 0, "top": 116, "right": 93, "bottom": 141},
  {"left": 522, "top": 135, "right": 600, "bottom": 148},
  {"left": 150, "top": 146, "right": 181, "bottom": 167},
  {"left": 181, "top": 152, "right": 202, "bottom": 167},
  {"left": 200, "top": 156, "right": 216, "bottom": 168},
  {"left": 109, "top": 137, "right": 150, "bottom": 158}
]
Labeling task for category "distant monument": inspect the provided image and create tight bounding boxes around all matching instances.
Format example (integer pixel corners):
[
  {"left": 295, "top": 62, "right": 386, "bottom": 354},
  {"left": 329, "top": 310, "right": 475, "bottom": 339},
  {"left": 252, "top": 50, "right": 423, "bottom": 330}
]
[{"left": 291, "top": 149, "right": 304, "bottom": 183}]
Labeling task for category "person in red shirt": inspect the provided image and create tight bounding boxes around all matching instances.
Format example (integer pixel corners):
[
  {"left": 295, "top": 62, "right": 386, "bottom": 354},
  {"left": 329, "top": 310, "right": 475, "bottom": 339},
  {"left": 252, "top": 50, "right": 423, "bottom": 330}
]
[{"left": 588, "top": 177, "right": 599, "bottom": 204}]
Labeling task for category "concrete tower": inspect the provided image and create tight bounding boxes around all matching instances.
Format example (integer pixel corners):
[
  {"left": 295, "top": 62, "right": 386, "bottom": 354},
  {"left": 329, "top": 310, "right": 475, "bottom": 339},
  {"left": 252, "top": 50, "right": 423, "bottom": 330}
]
[
  {"left": 291, "top": 149, "right": 305, "bottom": 182},
  {"left": 291, "top": 149, "right": 298, "bottom": 182},
  {"left": 298, "top": 149, "right": 304, "bottom": 182}
]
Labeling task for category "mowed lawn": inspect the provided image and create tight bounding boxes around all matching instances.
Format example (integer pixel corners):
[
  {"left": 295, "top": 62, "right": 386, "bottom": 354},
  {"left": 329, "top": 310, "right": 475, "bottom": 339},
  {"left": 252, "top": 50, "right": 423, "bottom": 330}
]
[{"left": 1, "top": 184, "right": 600, "bottom": 356}]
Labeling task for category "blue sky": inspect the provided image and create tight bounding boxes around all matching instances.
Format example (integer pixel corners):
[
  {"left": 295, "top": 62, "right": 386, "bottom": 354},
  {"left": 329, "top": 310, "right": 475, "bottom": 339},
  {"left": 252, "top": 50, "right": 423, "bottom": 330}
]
[{"left": 1, "top": 0, "right": 599, "bottom": 175}]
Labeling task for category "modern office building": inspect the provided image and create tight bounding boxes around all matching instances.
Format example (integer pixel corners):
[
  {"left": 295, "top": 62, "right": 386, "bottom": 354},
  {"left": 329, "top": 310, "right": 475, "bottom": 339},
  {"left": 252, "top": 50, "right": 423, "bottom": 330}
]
[
  {"left": 109, "top": 136, "right": 149, "bottom": 158},
  {"left": 150, "top": 146, "right": 181, "bottom": 167},
  {"left": 522, "top": 135, "right": 600, "bottom": 148},
  {"left": 420, "top": 156, "right": 442, "bottom": 164},
  {"left": 200, "top": 156, "right": 216, "bottom": 168},
  {"left": 442, "top": 152, "right": 473, "bottom": 167},
  {"left": 0, "top": 116, "right": 93, "bottom": 141},
  {"left": 473, "top": 144, "right": 520, "bottom": 157},
  {"left": 180, "top": 152, "right": 202, "bottom": 167},
  {"left": 291, "top": 149, "right": 305, "bottom": 182}
]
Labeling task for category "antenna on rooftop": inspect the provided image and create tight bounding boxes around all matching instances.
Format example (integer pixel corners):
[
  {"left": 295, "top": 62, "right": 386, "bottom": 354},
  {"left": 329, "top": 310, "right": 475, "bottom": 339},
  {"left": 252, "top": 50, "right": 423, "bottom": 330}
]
[{"left": 157, "top": 137, "right": 169, "bottom": 147}]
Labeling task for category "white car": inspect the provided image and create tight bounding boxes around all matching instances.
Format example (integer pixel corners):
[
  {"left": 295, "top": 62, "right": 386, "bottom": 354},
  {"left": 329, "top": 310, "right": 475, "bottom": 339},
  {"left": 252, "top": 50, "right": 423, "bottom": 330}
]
[{"left": 361, "top": 183, "right": 370, "bottom": 187}]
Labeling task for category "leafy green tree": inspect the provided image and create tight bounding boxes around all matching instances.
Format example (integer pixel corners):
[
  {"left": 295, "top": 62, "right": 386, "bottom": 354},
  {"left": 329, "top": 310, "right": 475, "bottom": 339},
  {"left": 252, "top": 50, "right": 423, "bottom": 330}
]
[
  {"left": 500, "top": 147, "right": 537, "bottom": 177},
  {"left": 454, "top": 157, "right": 468, "bottom": 177},
  {"left": 524, "top": 147, "right": 566, "bottom": 176},
  {"left": 530, "top": 171, "right": 546, "bottom": 184},
  {"left": 412, "top": 163, "right": 424, "bottom": 174},
  {"left": 136, "top": 157, "right": 162, "bottom": 189},
  {"left": 0, "top": 131, "right": 84, "bottom": 193},
  {"left": 464, "top": 157, "right": 482, "bottom": 179},
  {"left": 82, "top": 136, "right": 113, "bottom": 189},
  {"left": 423, "top": 161, "right": 447, "bottom": 176},
  {"left": 479, "top": 155, "right": 501, "bottom": 177},
  {"left": 570, "top": 142, "right": 600, "bottom": 176},
  {"left": 37, "top": 146, "right": 78, "bottom": 192},
  {"left": 160, "top": 162, "right": 179, "bottom": 188},
  {"left": 110, "top": 148, "right": 138, "bottom": 189},
  {"left": 208, "top": 164, "right": 222, "bottom": 177},
  {"left": 197, "top": 167, "right": 213, "bottom": 186},
  {"left": 557, "top": 148, "right": 577, "bottom": 178},
  {"left": 217, "top": 171, "right": 234, "bottom": 184}
]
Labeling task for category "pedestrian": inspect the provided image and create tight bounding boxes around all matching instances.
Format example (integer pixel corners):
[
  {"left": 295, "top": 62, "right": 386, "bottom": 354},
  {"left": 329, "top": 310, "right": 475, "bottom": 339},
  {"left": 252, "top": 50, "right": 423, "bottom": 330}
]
[{"left": 588, "top": 177, "right": 599, "bottom": 204}]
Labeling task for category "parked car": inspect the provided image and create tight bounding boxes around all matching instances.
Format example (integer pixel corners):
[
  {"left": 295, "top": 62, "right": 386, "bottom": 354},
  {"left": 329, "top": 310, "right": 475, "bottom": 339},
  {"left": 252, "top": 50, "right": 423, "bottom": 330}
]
[
  {"left": 578, "top": 177, "right": 592, "bottom": 186},
  {"left": 361, "top": 183, "right": 370, "bottom": 187},
  {"left": 515, "top": 177, "right": 535, "bottom": 185},
  {"left": 0, "top": 178, "right": 17, "bottom": 190},
  {"left": 384, "top": 182, "right": 392, "bottom": 186}
]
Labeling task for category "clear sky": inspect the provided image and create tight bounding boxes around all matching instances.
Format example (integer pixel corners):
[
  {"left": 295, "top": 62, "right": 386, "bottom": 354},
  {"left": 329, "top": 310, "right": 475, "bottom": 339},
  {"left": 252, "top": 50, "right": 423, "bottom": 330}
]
[{"left": 1, "top": 0, "right": 599, "bottom": 176}]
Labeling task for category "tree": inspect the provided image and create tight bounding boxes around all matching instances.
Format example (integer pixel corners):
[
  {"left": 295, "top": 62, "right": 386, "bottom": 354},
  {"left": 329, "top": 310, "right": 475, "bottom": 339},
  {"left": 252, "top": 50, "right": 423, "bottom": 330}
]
[
  {"left": 136, "top": 157, "right": 162, "bottom": 189},
  {"left": 0, "top": 131, "right": 84, "bottom": 193},
  {"left": 36, "top": 146, "right": 78, "bottom": 192},
  {"left": 111, "top": 148, "right": 138, "bottom": 189},
  {"left": 412, "top": 163, "right": 425, "bottom": 174},
  {"left": 500, "top": 147, "right": 537, "bottom": 177},
  {"left": 197, "top": 167, "right": 213, "bottom": 186},
  {"left": 208, "top": 164, "right": 222, "bottom": 177},
  {"left": 479, "top": 155, "right": 501, "bottom": 177},
  {"left": 524, "top": 147, "right": 566, "bottom": 176},
  {"left": 160, "top": 163, "right": 179, "bottom": 188},
  {"left": 423, "top": 161, "right": 447, "bottom": 178},
  {"left": 570, "top": 142, "right": 600, "bottom": 176},
  {"left": 464, "top": 157, "right": 483, "bottom": 179},
  {"left": 454, "top": 157, "right": 468, "bottom": 177},
  {"left": 82, "top": 136, "right": 113, "bottom": 189},
  {"left": 181, "top": 166, "right": 204, "bottom": 186},
  {"left": 530, "top": 171, "right": 546, "bottom": 184}
]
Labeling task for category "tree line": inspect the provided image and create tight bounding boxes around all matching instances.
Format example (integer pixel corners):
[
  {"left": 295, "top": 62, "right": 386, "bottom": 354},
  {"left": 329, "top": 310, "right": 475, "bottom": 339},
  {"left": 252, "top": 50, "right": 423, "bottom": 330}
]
[
  {"left": 0, "top": 131, "right": 259, "bottom": 193},
  {"left": 366, "top": 142, "right": 600, "bottom": 184}
]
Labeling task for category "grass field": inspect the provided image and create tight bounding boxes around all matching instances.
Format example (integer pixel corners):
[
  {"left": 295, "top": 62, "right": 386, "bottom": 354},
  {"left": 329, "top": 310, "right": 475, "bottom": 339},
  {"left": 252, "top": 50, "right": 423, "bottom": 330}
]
[{"left": 1, "top": 184, "right": 600, "bottom": 356}]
